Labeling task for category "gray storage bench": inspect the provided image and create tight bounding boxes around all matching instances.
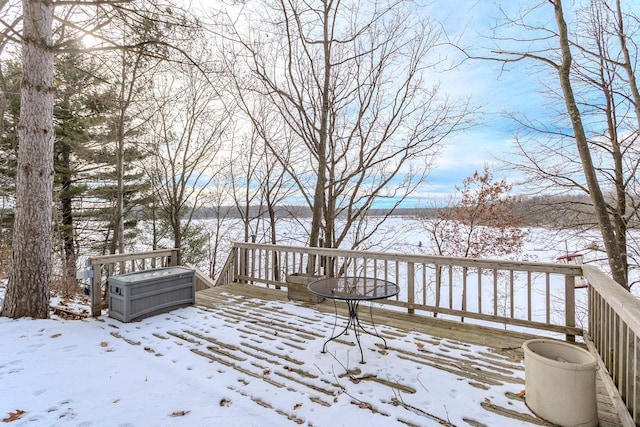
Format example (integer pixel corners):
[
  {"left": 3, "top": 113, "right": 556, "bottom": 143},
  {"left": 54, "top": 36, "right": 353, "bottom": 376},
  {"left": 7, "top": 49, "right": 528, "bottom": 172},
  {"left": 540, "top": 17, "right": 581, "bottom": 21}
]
[{"left": 108, "top": 266, "right": 196, "bottom": 322}]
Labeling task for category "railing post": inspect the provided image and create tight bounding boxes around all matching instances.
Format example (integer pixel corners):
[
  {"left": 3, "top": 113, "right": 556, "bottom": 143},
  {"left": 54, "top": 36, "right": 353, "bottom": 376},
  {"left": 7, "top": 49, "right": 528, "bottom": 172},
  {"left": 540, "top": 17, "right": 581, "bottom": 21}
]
[
  {"left": 169, "top": 248, "right": 179, "bottom": 266},
  {"left": 565, "top": 274, "right": 576, "bottom": 342},
  {"left": 240, "top": 245, "right": 247, "bottom": 283},
  {"left": 90, "top": 261, "right": 102, "bottom": 317}
]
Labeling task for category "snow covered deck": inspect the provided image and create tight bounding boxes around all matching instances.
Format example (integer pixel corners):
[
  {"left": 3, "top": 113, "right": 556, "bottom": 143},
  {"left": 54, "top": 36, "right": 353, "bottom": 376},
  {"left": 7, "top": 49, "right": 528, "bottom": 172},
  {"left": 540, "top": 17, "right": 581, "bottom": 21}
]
[{"left": 193, "top": 284, "right": 623, "bottom": 426}]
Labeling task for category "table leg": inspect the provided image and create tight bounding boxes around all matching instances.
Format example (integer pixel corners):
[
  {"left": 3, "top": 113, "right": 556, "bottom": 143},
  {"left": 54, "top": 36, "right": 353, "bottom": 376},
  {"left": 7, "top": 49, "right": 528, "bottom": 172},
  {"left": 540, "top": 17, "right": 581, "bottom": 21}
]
[{"left": 322, "top": 299, "right": 388, "bottom": 364}]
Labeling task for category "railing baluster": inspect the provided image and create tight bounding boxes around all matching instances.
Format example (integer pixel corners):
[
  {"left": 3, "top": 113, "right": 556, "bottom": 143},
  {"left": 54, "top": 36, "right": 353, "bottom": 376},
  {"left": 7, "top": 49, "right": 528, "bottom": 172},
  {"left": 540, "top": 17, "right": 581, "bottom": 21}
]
[
  {"left": 527, "top": 271, "right": 532, "bottom": 321},
  {"left": 407, "top": 262, "right": 415, "bottom": 315},
  {"left": 546, "top": 273, "right": 551, "bottom": 324},
  {"left": 422, "top": 263, "right": 427, "bottom": 306},
  {"left": 448, "top": 265, "right": 453, "bottom": 310},
  {"left": 509, "top": 270, "right": 514, "bottom": 319},
  {"left": 477, "top": 267, "right": 482, "bottom": 314},
  {"left": 462, "top": 267, "right": 468, "bottom": 320},
  {"left": 435, "top": 264, "right": 441, "bottom": 311},
  {"left": 493, "top": 268, "right": 498, "bottom": 316}
]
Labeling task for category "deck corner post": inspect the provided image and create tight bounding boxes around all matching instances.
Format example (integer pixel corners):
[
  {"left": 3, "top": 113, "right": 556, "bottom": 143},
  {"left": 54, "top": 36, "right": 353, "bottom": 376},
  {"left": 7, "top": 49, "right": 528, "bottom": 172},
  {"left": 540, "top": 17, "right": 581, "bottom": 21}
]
[
  {"left": 565, "top": 275, "right": 576, "bottom": 342},
  {"left": 169, "top": 248, "right": 179, "bottom": 266},
  {"left": 90, "top": 261, "right": 102, "bottom": 317}
]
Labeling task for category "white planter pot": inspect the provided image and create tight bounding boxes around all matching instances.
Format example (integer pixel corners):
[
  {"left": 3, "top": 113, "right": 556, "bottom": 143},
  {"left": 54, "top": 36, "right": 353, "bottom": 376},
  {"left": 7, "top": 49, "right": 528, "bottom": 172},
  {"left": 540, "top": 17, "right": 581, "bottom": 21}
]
[{"left": 522, "top": 339, "right": 598, "bottom": 427}]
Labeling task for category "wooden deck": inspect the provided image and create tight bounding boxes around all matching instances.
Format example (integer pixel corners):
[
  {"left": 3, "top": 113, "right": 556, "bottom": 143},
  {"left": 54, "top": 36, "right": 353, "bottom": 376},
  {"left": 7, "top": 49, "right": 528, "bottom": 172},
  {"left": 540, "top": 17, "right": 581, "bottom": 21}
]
[{"left": 195, "top": 284, "right": 624, "bottom": 426}]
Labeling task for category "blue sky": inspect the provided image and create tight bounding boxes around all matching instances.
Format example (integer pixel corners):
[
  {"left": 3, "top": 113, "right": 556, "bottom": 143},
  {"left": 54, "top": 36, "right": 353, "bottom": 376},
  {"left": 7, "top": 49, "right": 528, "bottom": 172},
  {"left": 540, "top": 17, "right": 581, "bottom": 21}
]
[{"left": 414, "top": 0, "right": 556, "bottom": 202}]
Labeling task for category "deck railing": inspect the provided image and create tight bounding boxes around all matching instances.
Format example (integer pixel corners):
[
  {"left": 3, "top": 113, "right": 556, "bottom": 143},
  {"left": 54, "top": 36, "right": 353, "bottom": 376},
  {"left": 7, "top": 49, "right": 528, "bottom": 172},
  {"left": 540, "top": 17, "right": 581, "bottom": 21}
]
[
  {"left": 86, "top": 249, "right": 179, "bottom": 316},
  {"left": 218, "top": 242, "right": 640, "bottom": 423},
  {"left": 224, "top": 242, "right": 584, "bottom": 338},
  {"left": 585, "top": 265, "right": 640, "bottom": 424}
]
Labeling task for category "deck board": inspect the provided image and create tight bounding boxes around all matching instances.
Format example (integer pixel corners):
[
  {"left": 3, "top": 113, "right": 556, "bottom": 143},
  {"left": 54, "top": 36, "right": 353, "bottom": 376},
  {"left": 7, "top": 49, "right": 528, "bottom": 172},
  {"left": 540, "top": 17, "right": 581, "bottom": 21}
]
[{"left": 195, "top": 284, "right": 624, "bottom": 426}]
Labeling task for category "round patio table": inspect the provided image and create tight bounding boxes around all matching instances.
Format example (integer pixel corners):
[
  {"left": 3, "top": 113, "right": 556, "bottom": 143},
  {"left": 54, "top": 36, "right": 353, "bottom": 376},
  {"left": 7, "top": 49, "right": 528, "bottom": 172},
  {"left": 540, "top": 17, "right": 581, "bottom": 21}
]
[{"left": 308, "top": 276, "right": 399, "bottom": 363}]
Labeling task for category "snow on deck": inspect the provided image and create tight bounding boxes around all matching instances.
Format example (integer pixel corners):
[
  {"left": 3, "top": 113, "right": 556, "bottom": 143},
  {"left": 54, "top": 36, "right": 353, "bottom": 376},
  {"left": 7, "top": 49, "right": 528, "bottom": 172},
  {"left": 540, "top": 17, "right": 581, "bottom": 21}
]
[{"left": 0, "top": 284, "right": 622, "bottom": 426}]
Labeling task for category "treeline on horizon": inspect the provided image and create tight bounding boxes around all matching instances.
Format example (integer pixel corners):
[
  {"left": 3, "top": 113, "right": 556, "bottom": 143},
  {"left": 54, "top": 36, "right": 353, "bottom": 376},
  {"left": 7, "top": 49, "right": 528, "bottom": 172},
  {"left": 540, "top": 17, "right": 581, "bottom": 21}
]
[{"left": 189, "top": 193, "right": 620, "bottom": 229}]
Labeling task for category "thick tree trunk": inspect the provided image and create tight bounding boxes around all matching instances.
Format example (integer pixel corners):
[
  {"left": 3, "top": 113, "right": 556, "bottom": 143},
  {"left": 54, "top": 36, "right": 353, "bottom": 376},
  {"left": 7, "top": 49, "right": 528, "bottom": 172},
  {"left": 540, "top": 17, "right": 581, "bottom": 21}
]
[
  {"left": 553, "top": 0, "right": 628, "bottom": 289},
  {"left": 1, "top": 0, "right": 55, "bottom": 318},
  {"left": 306, "top": 2, "right": 331, "bottom": 272}
]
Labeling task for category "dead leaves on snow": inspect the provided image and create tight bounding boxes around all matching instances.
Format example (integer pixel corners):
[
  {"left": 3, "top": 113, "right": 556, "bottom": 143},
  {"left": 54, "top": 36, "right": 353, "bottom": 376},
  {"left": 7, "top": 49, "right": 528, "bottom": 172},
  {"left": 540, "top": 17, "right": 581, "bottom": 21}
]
[
  {"left": 99, "top": 341, "right": 114, "bottom": 352},
  {"left": 2, "top": 409, "right": 25, "bottom": 423},
  {"left": 169, "top": 398, "right": 233, "bottom": 417}
]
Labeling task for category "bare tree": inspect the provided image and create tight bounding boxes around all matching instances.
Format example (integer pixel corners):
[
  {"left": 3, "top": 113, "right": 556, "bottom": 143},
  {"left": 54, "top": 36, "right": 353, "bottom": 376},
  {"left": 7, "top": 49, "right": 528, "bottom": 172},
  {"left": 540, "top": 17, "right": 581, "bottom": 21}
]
[
  {"left": 228, "top": 126, "right": 266, "bottom": 244},
  {"left": 144, "top": 58, "right": 229, "bottom": 265},
  {"left": 225, "top": 0, "right": 472, "bottom": 257},
  {"left": 200, "top": 175, "right": 236, "bottom": 279},
  {"left": 481, "top": 0, "right": 638, "bottom": 289}
]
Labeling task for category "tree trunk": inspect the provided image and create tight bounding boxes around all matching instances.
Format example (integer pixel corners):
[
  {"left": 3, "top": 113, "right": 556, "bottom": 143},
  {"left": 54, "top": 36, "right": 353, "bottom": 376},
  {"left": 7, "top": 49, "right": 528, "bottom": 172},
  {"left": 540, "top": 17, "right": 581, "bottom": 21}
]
[
  {"left": 1, "top": 0, "right": 54, "bottom": 318},
  {"left": 553, "top": 0, "right": 628, "bottom": 288},
  {"left": 59, "top": 144, "right": 77, "bottom": 293},
  {"left": 615, "top": 0, "right": 640, "bottom": 131},
  {"left": 307, "top": 0, "right": 331, "bottom": 259},
  {"left": 113, "top": 111, "right": 125, "bottom": 254}
]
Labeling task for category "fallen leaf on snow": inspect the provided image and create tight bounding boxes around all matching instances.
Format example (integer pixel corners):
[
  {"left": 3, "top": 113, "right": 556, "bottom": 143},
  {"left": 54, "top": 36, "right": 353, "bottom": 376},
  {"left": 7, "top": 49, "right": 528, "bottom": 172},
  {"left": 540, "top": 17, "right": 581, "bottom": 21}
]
[
  {"left": 3, "top": 409, "right": 26, "bottom": 422},
  {"left": 358, "top": 402, "right": 372, "bottom": 409},
  {"left": 169, "top": 410, "right": 190, "bottom": 417},
  {"left": 220, "top": 399, "right": 231, "bottom": 407},
  {"left": 263, "top": 369, "right": 271, "bottom": 376},
  {"left": 50, "top": 333, "right": 61, "bottom": 339},
  {"left": 516, "top": 390, "right": 525, "bottom": 398},
  {"left": 293, "top": 403, "right": 303, "bottom": 410},
  {"left": 100, "top": 342, "right": 109, "bottom": 347},
  {"left": 416, "top": 342, "right": 425, "bottom": 349}
]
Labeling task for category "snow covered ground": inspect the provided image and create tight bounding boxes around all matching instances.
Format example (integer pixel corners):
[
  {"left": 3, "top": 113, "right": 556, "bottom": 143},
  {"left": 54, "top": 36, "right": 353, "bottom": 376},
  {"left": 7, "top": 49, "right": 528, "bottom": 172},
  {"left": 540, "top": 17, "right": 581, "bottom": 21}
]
[
  {"left": 0, "top": 287, "right": 538, "bottom": 427},
  {"left": 0, "top": 222, "right": 633, "bottom": 426}
]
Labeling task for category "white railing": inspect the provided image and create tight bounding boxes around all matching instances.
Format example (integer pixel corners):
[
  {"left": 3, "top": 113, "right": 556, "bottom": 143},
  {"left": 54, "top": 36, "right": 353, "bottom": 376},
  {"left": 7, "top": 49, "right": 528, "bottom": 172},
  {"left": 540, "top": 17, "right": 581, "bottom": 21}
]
[{"left": 225, "top": 242, "right": 583, "bottom": 338}]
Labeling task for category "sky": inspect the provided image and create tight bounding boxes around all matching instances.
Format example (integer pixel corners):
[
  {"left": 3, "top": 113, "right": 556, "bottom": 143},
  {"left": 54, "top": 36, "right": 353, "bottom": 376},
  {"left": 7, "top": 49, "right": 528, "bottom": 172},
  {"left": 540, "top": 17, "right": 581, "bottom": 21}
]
[{"left": 418, "top": 0, "right": 553, "bottom": 200}]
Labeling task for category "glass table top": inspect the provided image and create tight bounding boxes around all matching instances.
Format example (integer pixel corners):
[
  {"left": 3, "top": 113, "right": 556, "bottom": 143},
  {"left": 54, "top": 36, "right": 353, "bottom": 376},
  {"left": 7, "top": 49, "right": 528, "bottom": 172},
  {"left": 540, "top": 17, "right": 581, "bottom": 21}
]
[{"left": 307, "top": 276, "right": 399, "bottom": 301}]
